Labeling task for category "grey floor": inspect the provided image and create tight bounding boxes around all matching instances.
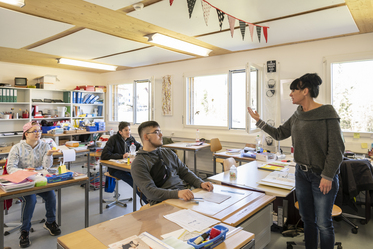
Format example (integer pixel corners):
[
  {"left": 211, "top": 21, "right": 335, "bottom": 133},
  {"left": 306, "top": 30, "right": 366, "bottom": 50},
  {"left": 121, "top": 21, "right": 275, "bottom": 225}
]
[{"left": 2, "top": 163, "right": 372, "bottom": 249}]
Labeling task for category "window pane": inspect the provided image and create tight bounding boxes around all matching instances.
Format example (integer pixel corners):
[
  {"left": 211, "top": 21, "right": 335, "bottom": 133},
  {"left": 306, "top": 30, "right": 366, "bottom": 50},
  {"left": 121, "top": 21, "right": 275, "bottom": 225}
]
[
  {"left": 231, "top": 71, "right": 246, "bottom": 129},
  {"left": 135, "top": 82, "right": 149, "bottom": 124},
  {"left": 189, "top": 74, "right": 227, "bottom": 126},
  {"left": 332, "top": 60, "right": 373, "bottom": 132},
  {"left": 116, "top": 84, "right": 133, "bottom": 122},
  {"left": 250, "top": 68, "right": 258, "bottom": 130}
]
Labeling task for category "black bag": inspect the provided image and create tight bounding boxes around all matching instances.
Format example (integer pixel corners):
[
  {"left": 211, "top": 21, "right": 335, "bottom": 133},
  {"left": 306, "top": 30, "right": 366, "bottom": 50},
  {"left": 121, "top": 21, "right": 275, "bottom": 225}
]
[{"left": 150, "top": 149, "right": 171, "bottom": 187}]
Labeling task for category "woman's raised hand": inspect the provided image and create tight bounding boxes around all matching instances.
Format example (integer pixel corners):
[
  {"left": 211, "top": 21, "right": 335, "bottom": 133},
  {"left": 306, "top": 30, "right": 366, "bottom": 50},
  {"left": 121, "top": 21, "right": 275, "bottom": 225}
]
[{"left": 247, "top": 107, "right": 260, "bottom": 122}]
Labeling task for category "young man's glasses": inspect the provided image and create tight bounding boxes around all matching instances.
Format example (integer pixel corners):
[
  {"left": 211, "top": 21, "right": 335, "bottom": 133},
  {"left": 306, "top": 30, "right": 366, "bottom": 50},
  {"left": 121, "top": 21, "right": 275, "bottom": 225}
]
[
  {"left": 27, "top": 130, "right": 41, "bottom": 135},
  {"left": 147, "top": 130, "right": 162, "bottom": 136}
]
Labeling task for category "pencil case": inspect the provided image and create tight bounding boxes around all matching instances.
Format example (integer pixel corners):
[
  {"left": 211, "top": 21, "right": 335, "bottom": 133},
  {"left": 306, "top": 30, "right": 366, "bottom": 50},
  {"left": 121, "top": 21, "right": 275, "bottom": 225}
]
[
  {"left": 46, "top": 172, "right": 73, "bottom": 183},
  {"left": 187, "top": 225, "right": 228, "bottom": 249}
]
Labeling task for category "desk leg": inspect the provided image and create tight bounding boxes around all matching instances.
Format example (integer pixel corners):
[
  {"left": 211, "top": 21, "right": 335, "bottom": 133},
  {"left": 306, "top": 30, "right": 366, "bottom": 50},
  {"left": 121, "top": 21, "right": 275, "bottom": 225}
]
[
  {"left": 133, "top": 183, "right": 137, "bottom": 212},
  {"left": 85, "top": 179, "right": 89, "bottom": 227},
  {"left": 213, "top": 156, "right": 216, "bottom": 175},
  {"left": 57, "top": 189, "right": 61, "bottom": 225},
  {"left": 366, "top": 190, "right": 371, "bottom": 224},
  {"left": 0, "top": 200, "right": 4, "bottom": 249},
  {"left": 55, "top": 136, "right": 59, "bottom": 146},
  {"left": 194, "top": 151, "right": 197, "bottom": 173},
  {"left": 99, "top": 163, "right": 103, "bottom": 214},
  {"left": 87, "top": 152, "right": 91, "bottom": 189}
]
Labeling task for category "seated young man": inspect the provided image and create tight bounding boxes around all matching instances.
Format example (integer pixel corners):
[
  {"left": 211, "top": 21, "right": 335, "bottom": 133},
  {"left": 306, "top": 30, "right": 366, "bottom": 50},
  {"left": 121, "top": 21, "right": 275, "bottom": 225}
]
[
  {"left": 101, "top": 121, "right": 147, "bottom": 204},
  {"left": 131, "top": 121, "right": 213, "bottom": 205},
  {"left": 7, "top": 122, "right": 61, "bottom": 248}
]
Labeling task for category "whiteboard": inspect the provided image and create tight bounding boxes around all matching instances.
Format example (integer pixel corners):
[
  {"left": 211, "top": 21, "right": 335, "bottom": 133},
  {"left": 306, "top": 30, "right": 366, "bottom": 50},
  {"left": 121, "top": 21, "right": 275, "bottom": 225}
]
[{"left": 280, "top": 79, "right": 298, "bottom": 124}]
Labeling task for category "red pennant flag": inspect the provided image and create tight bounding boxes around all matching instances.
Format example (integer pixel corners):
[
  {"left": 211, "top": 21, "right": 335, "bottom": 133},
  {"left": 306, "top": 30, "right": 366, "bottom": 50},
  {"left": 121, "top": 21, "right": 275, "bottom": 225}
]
[
  {"left": 170, "top": 0, "right": 174, "bottom": 6},
  {"left": 187, "top": 0, "right": 197, "bottom": 19},
  {"left": 216, "top": 9, "right": 225, "bottom": 31},
  {"left": 228, "top": 16, "right": 236, "bottom": 38},
  {"left": 248, "top": 24, "right": 254, "bottom": 41},
  {"left": 263, "top": 27, "right": 268, "bottom": 43},
  {"left": 256, "top": 26, "right": 262, "bottom": 43},
  {"left": 201, "top": 0, "right": 211, "bottom": 26},
  {"left": 239, "top": 21, "right": 246, "bottom": 40}
]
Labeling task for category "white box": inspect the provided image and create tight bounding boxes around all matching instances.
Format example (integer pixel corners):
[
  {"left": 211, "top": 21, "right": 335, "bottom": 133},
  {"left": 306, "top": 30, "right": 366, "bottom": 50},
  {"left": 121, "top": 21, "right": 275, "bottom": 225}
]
[
  {"left": 35, "top": 75, "right": 57, "bottom": 90},
  {"left": 256, "top": 152, "right": 276, "bottom": 162}
]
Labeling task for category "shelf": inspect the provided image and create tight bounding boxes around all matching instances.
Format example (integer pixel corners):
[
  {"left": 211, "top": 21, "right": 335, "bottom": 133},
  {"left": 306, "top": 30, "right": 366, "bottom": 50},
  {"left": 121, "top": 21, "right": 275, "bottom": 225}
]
[
  {"left": 31, "top": 117, "right": 71, "bottom": 120},
  {"left": 72, "top": 103, "right": 103, "bottom": 106},
  {"left": 1, "top": 102, "right": 29, "bottom": 105},
  {"left": 31, "top": 102, "right": 69, "bottom": 105},
  {"left": 0, "top": 134, "right": 22, "bottom": 138},
  {"left": 0, "top": 118, "right": 29, "bottom": 121},
  {"left": 72, "top": 116, "right": 104, "bottom": 119}
]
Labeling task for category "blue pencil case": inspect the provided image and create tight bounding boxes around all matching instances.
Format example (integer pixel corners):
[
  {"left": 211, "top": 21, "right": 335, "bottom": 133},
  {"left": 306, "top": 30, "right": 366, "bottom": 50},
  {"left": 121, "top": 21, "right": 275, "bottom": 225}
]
[
  {"left": 187, "top": 225, "right": 228, "bottom": 249},
  {"left": 46, "top": 172, "right": 73, "bottom": 183}
]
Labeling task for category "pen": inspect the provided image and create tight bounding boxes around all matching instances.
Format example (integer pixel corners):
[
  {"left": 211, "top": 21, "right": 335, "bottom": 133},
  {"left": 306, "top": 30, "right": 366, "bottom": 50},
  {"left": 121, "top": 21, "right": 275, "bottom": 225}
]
[
  {"left": 221, "top": 190, "right": 244, "bottom": 195},
  {"left": 193, "top": 198, "right": 204, "bottom": 200}
]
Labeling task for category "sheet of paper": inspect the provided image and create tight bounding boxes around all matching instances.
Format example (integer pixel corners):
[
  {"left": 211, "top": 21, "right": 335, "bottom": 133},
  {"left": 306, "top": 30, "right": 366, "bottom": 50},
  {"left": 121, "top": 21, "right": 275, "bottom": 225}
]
[
  {"left": 193, "top": 190, "right": 231, "bottom": 204},
  {"left": 0, "top": 170, "right": 37, "bottom": 183},
  {"left": 164, "top": 209, "right": 219, "bottom": 232},
  {"left": 62, "top": 149, "right": 76, "bottom": 163}
]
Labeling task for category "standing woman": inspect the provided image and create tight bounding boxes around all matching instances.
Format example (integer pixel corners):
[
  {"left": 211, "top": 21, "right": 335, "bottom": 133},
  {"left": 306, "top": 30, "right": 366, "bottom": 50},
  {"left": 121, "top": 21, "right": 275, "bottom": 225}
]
[{"left": 248, "top": 73, "right": 344, "bottom": 249}]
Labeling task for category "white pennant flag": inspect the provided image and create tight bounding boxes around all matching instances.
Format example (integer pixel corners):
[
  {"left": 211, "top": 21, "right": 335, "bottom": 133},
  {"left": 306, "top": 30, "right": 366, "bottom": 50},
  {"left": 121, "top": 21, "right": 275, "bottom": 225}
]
[
  {"left": 201, "top": 0, "right": 211, "bottom": 26},
  {"left": 228, "top": 16, "right": 236, "bottom": 37},
  {"left": 248, "top": 23, "right": 255, "bottom": 41}
]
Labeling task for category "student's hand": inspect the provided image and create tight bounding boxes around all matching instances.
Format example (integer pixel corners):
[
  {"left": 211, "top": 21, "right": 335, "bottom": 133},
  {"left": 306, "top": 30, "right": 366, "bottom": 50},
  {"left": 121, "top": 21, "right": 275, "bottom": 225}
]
[
  {"left": 201, "top": 182, "right": 214, "bottom": 192},
  {"left": 319, "top": 178, "right": 332, "bottom": 195},
  {"left": 178, "top": 189, "right": 194, "bottom": 201},
  {"left": 122, "top": 153, "right": 129, "bottom": 159},
  {"left": 46, "top": 149, "right": 60, "bottom": 156},
  {"left": 247, "top": 107, "right": 260, "bottom": 122}
]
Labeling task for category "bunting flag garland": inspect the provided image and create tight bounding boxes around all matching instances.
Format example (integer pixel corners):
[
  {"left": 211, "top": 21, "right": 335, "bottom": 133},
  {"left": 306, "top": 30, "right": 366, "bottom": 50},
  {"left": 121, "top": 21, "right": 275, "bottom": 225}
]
[
  {"left": 256, "top": 26, "right": 262, "bottom": 43},
  {"left": 248, "top": 23, "right": 255, "bottom": 41},
  {"left": 263, "top": 27, "right": 268, "bottom": 43},
  {"left": 228, "top": 15, "right": 236, "bottom": 38},
  {"left": 187, "top": 0, "right": 197, "bottom": 18},
  {"left": 201, "top": 0, "right": 211, "bottom": 26},
  {"left": 170, "top": 0, "right": 174, "bottom": 6},
  {"left": 216, "top": 9, "right": 225, "bottom": 31},
  {"left": 239, "top": 20, "right": 246, "bottom": 40}
]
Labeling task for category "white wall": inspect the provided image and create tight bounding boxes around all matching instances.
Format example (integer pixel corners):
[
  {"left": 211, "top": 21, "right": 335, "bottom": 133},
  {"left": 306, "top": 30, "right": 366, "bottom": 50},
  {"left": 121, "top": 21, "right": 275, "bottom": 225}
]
[{"left": 102, "top": 33, "right": 373, "bottom": 154}]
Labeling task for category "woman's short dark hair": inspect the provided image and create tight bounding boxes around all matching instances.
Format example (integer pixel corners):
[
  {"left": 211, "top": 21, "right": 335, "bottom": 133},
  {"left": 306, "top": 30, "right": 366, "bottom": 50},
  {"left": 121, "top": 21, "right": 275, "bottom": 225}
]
[
  {"left": 138, "top": 121, "right": 159, "bottom": 139},
  {"left": 118, "top": 121, "right": 130, "bottom": 131},
  {"left": 290, "top": 73, "right": 322, "bottom": 98}
]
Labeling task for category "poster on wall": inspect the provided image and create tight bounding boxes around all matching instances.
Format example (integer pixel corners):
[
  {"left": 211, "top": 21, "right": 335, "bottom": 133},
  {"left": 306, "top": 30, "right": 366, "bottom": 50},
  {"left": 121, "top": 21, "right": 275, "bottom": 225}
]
[{"left": 162, "top": 75, "right": 173, "bottom": 116}]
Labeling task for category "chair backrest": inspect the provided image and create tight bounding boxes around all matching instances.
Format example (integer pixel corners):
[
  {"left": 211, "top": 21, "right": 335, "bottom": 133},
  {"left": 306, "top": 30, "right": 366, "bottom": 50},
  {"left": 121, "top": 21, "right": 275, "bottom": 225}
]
[
  {"left": 245, "top": 143, "right": 256, "bottom": 149},
  {"left": 210, "top": 138, "right": 222, "bottom": 153},
  {"left": 223, "top": 157, "right": 237, "bottom": 171}
]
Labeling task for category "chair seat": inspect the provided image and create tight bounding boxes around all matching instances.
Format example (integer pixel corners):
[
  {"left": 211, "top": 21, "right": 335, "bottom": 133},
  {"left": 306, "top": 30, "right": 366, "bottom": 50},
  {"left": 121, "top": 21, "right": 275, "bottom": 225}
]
[
  {"left": 216, "top": 158, "right": 225, "bottom": 164},
  {"left": 104, "top": 172, "right": 120, "bottom": 181},
  {"left": 294, "top": 201, "right": 342, "bottom": 217}
]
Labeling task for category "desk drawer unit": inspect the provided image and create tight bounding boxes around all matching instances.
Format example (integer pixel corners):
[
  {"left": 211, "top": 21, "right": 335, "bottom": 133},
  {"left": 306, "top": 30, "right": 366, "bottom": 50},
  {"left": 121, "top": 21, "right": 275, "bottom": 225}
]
[{"left": 239, "top": 203, "right": 272, "bottom": 249}]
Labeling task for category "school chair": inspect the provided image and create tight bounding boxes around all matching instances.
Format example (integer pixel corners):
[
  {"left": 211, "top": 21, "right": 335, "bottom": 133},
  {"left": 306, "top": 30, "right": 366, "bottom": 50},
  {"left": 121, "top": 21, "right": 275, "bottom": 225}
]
[
  {"left": 103, "top": 172, "right": 132, "bottom": 208},
  {"left": 210, "top": 138, "right": 225, "bottom": 173},
  {"left": 223, "top": 157, "right": 237, "bottom": 172}
]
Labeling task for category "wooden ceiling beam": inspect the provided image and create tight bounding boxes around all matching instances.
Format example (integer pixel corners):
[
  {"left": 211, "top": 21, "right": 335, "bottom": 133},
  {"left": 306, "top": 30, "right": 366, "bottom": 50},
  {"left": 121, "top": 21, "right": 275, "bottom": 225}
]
[{"left": 345, "top": 0, "right": 373, "bottom": 33}]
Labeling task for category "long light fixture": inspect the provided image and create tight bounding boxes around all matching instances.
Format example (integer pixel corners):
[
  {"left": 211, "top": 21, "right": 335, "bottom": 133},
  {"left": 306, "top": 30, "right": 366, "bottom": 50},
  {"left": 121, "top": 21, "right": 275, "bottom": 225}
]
[
  {"left": 144, "top": 33, "right": 212, "bottom": 57},
  {"left": 0, "top": 0, "right": 25, "bottom": 7},
  {"left": 57, "top": 58, "right": 117, "bottom": 71}
]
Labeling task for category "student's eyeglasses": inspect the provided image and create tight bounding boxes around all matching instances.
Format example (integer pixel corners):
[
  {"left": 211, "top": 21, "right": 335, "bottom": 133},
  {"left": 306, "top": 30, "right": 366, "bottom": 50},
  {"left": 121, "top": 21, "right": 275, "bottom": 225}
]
[
  {"left": 147, "top": 130, "right": 162, "bottom": 136},
  {"left": 26, "top": 130, "right": 41, "bottom": 135}
]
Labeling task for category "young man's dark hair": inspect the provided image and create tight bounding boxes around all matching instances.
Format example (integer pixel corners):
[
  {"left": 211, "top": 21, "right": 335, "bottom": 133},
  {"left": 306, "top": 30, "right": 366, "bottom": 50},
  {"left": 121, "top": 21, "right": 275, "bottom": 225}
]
[
  {"left": 118, "top": 121, "right": 130, "bottom": 131},
  {"left": 138, "top": 121, "right": 160, "bottom": 140}
]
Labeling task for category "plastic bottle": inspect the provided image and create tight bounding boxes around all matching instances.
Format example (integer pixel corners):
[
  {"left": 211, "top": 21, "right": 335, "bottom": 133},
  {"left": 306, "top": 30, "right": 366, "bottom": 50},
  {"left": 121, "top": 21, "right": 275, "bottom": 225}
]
[
  {"left": 291, "top": 146, "right": 294, "bottom": 157},
  {"left": 196, "top": 129, "right": 200, "bottom": 142},
  {"left": 130, "top": 142, "right": 136, "bottom": 156},
  {"left": 229, "top": 164, "right": 237, "bottom": 179},
  {"left": 110, "top": 129, "right": 114, "bottom": 136},
  {"left": 256, "top": 135, "right": 263, "bottom": 153}
]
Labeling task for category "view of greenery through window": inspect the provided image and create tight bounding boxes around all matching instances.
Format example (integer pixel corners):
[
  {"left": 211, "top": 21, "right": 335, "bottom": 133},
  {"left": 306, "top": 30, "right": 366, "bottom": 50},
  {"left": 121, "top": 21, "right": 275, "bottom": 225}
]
[{"left": 332, "top": 60, "right": 373, "bottom": 132}]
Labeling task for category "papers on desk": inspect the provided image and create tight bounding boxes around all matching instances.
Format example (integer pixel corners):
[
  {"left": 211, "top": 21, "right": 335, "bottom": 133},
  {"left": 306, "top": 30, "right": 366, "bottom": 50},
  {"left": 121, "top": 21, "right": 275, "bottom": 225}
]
[
  {"left": 257, "top": 170, "right": 295, "bottom": 190},
  {"left": 164, "top": 209, "right": 219, "bottom": 232},
  {"left": 186, "top": 142, "right": 204, "bottom": 147},
  {"left": 226, "top": 149, "right": 241, "bottom": 155},
  {"left": 108, "top": 232, "right": 173, "bottom": 249},
  {"left": 258, "top": 162, "right": 288, "bottom": 171},
  {"left": 0, "top": 179, "right": 35, "bottom": 192},
  {"left": 109, "top": 159, "right": 127, "bottom": 164},
  {"left": 193, "top": 189, "right": 231, "bottom": 204},
  {"left": 0, "top": 170, "right": 37, "bottom": 183}
]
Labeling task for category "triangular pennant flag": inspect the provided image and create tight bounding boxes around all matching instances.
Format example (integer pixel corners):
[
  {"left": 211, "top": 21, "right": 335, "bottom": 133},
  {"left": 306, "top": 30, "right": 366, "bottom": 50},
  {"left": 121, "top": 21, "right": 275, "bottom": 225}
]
[
  {"left": 263, "top": 27, "right": 268, "bottom": 43},
  {"left": 256, "top": 26, "right": 262, "bottom": 42},
  {"left": 187, "top": 0, "right": 197, "bottom": 19},
  {"left": 201, "top": 0, "right": 211, "bottom": 26},
  {"left": 216, "top": 9, "right": 225, "bottom": 31},
  {"left": 170, "top": 0, "right": 174, "bottom": 6},
  {"left": 228, "top": 16, "right": 236, "bottom": 38},
  {"left": 248, "top": 23, "right": 254, "bottom": 41},
  {"left": 239, "top": 21, "right": 246, "bottom": 40}
]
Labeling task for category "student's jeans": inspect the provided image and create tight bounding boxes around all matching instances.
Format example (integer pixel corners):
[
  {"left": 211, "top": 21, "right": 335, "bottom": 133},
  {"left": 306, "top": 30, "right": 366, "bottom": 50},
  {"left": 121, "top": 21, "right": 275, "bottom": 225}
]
[
  {"left": 295, "top": 164, "right": 339, "bottom": 249},
  {"left": 110, "top": 170, "right": 148, "bottom": 204},
  {"left": 20, "top": 190, "right": 56, "bottom": 232}
]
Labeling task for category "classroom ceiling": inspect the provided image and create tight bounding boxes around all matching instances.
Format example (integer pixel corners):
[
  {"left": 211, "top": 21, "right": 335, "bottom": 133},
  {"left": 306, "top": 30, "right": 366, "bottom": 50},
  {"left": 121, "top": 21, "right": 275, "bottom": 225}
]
[{"left": 0, "top": 0, "right": 372, "bottom": 73}]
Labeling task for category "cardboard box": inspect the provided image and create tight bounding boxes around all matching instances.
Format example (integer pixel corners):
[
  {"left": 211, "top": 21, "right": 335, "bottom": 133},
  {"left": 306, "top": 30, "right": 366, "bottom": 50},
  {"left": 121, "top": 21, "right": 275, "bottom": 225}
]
[
  {"left": 59, "top": 139, "right": 69, "bottom": 146},
  {"left": 35, "top": 75, "right": 57, "bottom": 90}
]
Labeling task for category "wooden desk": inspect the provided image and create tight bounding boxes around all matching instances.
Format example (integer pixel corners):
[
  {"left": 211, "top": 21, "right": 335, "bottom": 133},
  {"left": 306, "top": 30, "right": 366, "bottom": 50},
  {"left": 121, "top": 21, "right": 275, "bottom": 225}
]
[
  {"left": 163, "top": 142, "right": 210, "bottom": 173},
  {"left": 42, "top": 130, "right": 107, "bottom": 145},
  {"left": 99, "top": 160, "right": 135, "bottom": 212},
  {"left": 213, "top": 151, "right": 255, "bottom": 175},
  {"left": 57, "top": 203, "right": 255, "bottom": 249},
  {"left": 208, "top": 161, "right": 295, "bottom": 198},
  {"left": 0, "top": 177, "right": 90, "bottom": 249},
  {"left": 165, "top": 185, "right": 274, "bottom": 249}
]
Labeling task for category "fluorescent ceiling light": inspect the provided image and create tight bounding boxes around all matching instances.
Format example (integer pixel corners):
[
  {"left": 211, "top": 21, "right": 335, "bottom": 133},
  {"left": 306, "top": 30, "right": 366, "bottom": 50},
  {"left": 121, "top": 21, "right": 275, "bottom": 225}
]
[
  {"left": 145, "top": 33, "right": 212, "bottom": 57},
  {"left": 0, "top": 0, "right": 25, "bottom": 7},
  {"left": 58, "top": 58, "right": 117, "bottom": 71}
]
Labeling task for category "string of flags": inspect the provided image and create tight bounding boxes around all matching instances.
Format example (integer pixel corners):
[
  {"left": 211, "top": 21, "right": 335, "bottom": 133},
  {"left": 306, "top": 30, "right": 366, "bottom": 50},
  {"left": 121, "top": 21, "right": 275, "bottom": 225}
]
[{"left": 169, "top": 0, "right": 269, "bottom": 43}]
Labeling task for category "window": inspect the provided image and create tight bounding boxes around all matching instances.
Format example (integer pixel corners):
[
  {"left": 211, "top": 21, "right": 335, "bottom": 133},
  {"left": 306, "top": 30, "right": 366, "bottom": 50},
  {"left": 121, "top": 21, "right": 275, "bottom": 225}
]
[
  {"left": 110, "top": 79, "right": 151, "bottom": 124},
  {"left": 331, "top": 59, "right": 373, "bottom": 133},
  {"left": 185, "top": 65, "right": 260, "bottom": 130}
]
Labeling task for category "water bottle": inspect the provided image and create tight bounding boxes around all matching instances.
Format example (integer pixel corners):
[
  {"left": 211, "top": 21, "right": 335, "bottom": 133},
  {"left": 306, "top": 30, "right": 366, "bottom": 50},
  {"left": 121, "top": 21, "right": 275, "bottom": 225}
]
[
  {"left": 110, "top": 129, "right": 114, "bottom": 136},
  {"left": 230, "top": 165, "right": 237, "bottom": 179},
  {"left": 256, "top": 135, "right": 263, "bottom": 153},
  {"left": 196, "top": 129, "right": 200, "bottom": 142},
  {"left": 130, "top": 142, "right": 136, "bottom": 156}
]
